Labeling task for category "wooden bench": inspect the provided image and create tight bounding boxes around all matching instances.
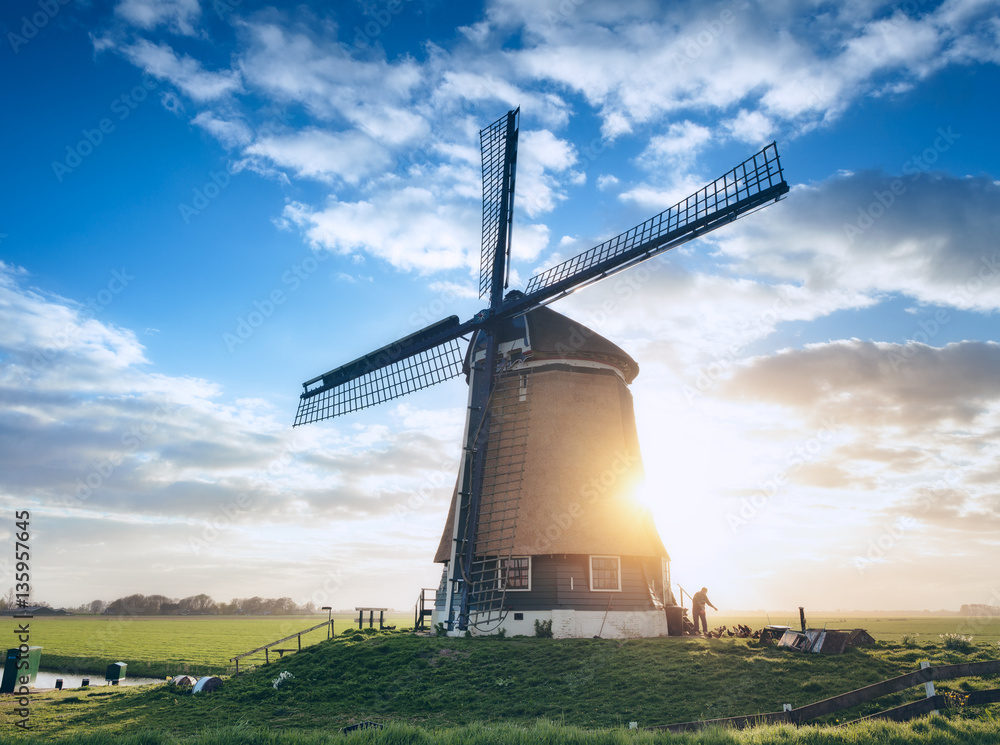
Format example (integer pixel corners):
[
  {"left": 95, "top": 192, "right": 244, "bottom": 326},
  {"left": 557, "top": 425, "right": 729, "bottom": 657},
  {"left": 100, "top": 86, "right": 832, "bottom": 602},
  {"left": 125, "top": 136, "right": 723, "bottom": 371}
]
[{"left": 355, "top": 607, "right": 389, "bottom": 630}]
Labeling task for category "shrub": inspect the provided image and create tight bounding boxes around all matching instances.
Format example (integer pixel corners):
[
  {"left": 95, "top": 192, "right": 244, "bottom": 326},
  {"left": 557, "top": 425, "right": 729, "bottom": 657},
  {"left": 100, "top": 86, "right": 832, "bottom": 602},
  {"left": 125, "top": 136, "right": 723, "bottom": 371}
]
[
  {"left": 534, "top": 619, "right": 553, "bottom": 638},
  {"left": 940, "top": 633, "right": 976, "bottom": 653}
]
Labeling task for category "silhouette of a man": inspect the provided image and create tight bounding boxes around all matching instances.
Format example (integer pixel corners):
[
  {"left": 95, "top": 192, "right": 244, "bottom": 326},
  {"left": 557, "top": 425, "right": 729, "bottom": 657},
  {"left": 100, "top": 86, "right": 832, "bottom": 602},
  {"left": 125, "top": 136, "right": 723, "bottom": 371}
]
[{"left": 692, "top": 587, "right": 717, "bottom": 635}]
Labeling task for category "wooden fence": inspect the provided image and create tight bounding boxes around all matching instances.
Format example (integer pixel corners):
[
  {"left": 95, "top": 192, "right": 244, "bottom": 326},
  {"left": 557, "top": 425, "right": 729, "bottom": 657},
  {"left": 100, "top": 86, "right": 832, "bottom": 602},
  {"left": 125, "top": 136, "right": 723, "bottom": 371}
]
[{"left": 649, "top": 659, "right": 1000, "bottom": 732}]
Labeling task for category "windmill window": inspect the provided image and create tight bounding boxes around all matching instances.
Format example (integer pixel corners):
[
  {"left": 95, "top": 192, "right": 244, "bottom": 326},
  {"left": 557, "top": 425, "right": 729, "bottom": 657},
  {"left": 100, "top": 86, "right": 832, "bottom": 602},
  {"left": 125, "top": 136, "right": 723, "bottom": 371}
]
[
  {"left": 499, "top": 556, "right": 531, "bottom": 591},
  {"left": 589, "top": 556, "right": 621, "bottom": 592}
]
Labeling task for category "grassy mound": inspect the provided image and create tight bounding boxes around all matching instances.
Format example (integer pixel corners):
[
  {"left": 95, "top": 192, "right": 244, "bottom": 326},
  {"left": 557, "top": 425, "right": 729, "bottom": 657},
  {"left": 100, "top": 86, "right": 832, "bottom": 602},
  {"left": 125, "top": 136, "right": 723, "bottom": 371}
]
[{"left": 12, "top": 630, "right": 1000, "bottom": 741}]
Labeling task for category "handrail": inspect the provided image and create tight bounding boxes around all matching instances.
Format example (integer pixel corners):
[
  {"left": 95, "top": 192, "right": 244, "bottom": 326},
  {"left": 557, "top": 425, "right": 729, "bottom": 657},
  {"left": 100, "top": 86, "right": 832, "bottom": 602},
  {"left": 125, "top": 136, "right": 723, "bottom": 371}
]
[{"left": 229, "top": 619, "right": 332, "bottom": 672}]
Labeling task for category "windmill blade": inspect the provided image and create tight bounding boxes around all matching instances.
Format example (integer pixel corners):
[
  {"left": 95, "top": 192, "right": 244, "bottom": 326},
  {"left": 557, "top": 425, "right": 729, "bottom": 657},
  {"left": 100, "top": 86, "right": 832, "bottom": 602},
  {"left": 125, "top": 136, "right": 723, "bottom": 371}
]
[
  {"left": 294, "top": 316, "right": 470, "bottom": 425},
  {"left": 479, "top": 108, "right": 519, "bottom": 306},
  {"left": 523, "top": 142, "right": 788, "bottom": 305}
]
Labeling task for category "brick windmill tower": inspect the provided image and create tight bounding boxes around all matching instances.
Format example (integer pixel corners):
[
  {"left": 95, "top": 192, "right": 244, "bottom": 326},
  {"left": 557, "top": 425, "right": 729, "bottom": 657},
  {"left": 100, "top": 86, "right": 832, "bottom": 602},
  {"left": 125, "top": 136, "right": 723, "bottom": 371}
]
[
  {"left": 294, "top": 109, "right": 788, "bottom": 637},
  {"left": 431, "top": 303, "right": 675, "bottom": 637}
]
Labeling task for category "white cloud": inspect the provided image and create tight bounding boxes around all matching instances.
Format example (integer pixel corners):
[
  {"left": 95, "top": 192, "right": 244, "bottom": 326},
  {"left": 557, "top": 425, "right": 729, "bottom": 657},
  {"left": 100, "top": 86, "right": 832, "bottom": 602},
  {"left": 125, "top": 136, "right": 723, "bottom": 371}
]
[
  {"left": 236, "top": 20, "right": 427, "bottom": 143},
  {"left": 715, "top": 172, "right": 1000, "bottom": 313},
  {"left": 192, "top": 112, "right": 253, "bottom": 147},
  {"left": 495, "top": 0, "right": 999, "bottom": 137},
  {"left": 115, "top": 0, "right": 201, "bottom": 35},
  {"left": 122, "top": 39, "right": 242, "bottom": 101},
  {"left": 282, "top": 189, "right": 481, "bottom": 274},
  {"left": 618, "top": 172, "right": 711, "bottom": 211},
  {"left": 0, "top": 262, "right": 464, "bottom": 605},
  {"left": 515, "top": 129, "right": 579, "bottom": 217},
  {"left": 245, "top": 129, "right": 391, "bottom": 184},
  {"left": 597, "top": 174, "right": 619, "bottom": 190},
  {"left": 434, "top": 71, "right": 571, "bottom": 129},
  {"left": 640, "top": 121, "right": 712, "bottom": 170},
  {"left": 725, "top": 109, "right": 775, "bottom": 144}
]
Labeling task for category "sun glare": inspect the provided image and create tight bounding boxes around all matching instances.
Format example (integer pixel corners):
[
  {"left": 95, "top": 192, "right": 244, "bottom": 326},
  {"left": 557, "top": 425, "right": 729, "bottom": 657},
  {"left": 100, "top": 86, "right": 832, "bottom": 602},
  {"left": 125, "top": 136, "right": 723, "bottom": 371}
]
[{"left": 633, "top": 407, "right": 767, "bottom": 608}]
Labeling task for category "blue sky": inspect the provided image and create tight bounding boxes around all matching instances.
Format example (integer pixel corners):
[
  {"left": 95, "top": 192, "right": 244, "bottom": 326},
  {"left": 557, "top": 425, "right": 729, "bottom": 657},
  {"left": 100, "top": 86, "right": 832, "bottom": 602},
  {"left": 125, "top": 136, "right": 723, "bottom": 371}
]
[{"left": 2, "top": 0, "right": 1000, "bottom": 614}]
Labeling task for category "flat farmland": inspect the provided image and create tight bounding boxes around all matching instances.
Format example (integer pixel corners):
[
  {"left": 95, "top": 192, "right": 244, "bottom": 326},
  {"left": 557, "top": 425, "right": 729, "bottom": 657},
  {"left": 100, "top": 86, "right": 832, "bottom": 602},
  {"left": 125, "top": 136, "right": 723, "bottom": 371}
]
[
  {"left": 711, "top": 614, "right": 1000, "bottom": 644},
  {"left": 20, "top": 612, "right": 1000, "bottom": 680},
  {"left": 24, "top": 613, "right": 415, "bottom": 678}
]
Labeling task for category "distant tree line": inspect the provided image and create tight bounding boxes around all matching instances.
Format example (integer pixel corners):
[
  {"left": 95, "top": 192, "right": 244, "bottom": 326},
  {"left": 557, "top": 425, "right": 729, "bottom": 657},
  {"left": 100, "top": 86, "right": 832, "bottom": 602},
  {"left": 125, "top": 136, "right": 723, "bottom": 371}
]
[
  {"left": 959, "top": 604, "right": 1000, "bottom": 616},
  {"left": 0, "top": 588, "right": 52, "bottom": 612},
  {"left": 66, "top": 593, "right": 322, "bottom": 616}
]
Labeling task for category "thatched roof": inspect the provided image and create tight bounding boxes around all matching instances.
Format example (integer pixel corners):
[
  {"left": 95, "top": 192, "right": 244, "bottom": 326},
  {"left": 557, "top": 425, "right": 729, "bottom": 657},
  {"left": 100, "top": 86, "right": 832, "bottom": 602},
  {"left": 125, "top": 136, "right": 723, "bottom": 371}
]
[{"left": 524, "top": 305, "right": 639, "bottom": 384}]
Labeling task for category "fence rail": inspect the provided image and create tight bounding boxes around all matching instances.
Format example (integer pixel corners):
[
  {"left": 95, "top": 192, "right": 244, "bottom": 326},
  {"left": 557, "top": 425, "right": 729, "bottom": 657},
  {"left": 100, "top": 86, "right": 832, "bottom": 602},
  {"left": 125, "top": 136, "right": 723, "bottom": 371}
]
[
  {"left": 651, "top": 659, "right": 1000, "bottom": 733},
  {"left": 229, "top": 620, "right": 332, "bottom": 673}
]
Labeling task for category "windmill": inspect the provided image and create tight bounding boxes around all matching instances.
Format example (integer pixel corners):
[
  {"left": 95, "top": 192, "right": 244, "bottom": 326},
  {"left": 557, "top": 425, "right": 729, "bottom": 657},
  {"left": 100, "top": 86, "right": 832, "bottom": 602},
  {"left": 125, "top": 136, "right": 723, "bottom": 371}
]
[{"left": 294, "top": 109, "right": 788, "bottom": 636}]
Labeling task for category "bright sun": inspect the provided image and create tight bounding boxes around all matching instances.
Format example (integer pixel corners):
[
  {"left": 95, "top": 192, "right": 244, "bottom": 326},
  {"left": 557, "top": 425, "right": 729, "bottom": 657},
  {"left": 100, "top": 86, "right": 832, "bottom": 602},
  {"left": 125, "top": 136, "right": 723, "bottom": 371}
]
[{"left": 632, "top": 406, "right": 763, "bottom": 610}]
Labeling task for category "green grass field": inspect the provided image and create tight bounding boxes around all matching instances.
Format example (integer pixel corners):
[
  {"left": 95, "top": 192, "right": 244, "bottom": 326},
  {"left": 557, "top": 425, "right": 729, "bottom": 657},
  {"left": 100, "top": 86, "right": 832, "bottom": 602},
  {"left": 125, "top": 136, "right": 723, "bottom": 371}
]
[
  {"left": 26, "top": 612, "right": 1000, "bottom": 680},
  {"left": 3, "top": 614, "right": 998, "bottom": 743},
  {"left": 2, "top": 615, "right": 998, "bottom": 743},
  {"left": 25, "top": 613, "right": 415, "bottom": 678}
]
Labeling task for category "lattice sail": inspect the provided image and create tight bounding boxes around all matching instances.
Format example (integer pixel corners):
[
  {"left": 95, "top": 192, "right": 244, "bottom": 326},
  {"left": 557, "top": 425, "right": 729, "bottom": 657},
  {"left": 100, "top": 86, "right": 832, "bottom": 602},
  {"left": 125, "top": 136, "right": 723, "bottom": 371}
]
[
  {"left": 462, "top": 367, "right": 532, "bottom": 631},
  {"left": 294, "top": 337, "right": 465, "bottom": 425},
  {"left": 525, "top": 142, "right": 787, "bottom": 300},
  {"left": 479, "top": 109, "right": 519, "bottom": 301}
]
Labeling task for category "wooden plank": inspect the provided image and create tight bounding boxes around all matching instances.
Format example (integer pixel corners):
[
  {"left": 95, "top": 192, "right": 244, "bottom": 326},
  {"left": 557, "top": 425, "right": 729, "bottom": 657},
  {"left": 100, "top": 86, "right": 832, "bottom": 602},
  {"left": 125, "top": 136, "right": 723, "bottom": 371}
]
[
  {"left": 648, "top": 663, "right": 1000, "bottom": 733},
  {"left": 229, "top": 620, "right": 332, "bottom": 661},
  {"left": 966, "top": 688, "right": 1000, "bottom": 706},
  {"left": 850, "top": 696, "right": 942, "bottom": 724},
  {"left": 848, "top": 688, "right": 1000, "bottom": 725},
  {"left": 789, "top": 659, "right": 1000, "bottom": 723}
]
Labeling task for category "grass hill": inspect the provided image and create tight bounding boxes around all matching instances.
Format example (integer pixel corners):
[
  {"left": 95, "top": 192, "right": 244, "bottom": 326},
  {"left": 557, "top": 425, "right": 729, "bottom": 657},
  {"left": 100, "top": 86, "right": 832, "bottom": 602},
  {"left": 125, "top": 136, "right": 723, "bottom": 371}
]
[{"left": 9, "top": 629, "right": 1000, "bottom": 743}]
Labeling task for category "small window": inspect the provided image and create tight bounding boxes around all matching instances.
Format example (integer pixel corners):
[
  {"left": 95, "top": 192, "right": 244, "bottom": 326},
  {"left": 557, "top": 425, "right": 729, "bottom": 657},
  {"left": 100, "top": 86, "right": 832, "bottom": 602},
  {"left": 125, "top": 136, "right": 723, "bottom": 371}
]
[
  {"left": 590, "top": 556, "right": 621, "bottom": 591},
  {"left": 499, "top": 556, "right": 531, "bottom": 591}
]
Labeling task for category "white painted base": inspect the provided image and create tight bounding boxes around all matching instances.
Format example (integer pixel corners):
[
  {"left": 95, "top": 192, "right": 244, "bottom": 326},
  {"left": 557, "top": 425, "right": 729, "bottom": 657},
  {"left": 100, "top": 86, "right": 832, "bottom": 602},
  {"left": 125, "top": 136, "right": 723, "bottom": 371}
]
[{"left": 429, "top": 608, "right": 668, "bottom": 638}]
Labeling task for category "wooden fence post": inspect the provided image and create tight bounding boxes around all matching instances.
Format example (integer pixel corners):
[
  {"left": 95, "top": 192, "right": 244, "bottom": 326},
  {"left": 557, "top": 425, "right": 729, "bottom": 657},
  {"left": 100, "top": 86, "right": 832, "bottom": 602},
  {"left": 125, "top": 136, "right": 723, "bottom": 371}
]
[{"left": 920, "top": 661, "right": 938, "bottom": 715}]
